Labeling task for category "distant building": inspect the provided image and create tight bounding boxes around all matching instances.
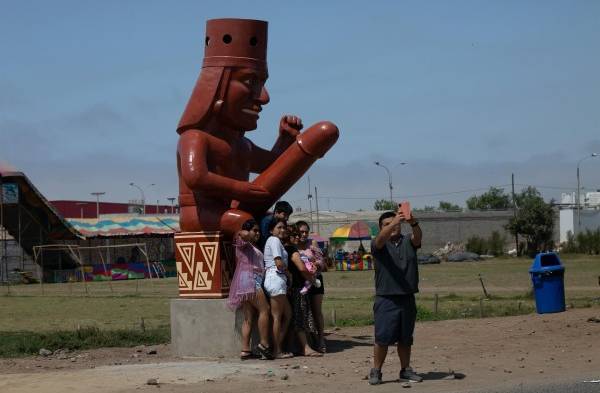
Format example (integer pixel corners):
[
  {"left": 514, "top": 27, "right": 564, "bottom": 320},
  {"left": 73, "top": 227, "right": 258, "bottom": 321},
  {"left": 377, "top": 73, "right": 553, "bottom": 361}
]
[
  {"left": 50, "top": 200, "right": 178, "bottom": 218},
  {"left": 560, "top": 191, "right": 600, "bottom": 207}
]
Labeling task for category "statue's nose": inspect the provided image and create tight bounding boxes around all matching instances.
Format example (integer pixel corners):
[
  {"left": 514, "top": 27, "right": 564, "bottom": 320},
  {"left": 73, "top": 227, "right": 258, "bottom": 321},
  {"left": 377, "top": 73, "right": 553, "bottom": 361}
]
[{"left": 257, "top": 86, "right": 270, "bottom": 105}]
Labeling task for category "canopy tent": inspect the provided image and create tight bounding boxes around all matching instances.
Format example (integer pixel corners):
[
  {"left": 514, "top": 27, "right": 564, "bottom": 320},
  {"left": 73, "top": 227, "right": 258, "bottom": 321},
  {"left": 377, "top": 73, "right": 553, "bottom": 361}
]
[
  {"left": 67, "top": 215, "right": 179, "bottom": 238},
  {"left": 329, "top": 220, "right": 379, "bottom": 241}
]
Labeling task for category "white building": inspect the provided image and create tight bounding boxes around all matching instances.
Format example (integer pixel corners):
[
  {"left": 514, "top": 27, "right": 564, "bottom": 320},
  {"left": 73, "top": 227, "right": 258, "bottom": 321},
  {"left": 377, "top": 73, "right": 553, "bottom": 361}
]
[
  {"left": 561, "top": 191, "right": 600, "bottom": 207},
  {"left": 559, "top": 191, "right": 600, "bottom": 243}
]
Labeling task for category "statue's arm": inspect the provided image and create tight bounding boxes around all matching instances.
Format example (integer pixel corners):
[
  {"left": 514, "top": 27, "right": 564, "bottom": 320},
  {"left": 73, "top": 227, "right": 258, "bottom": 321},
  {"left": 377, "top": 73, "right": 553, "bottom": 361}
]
[{"left": 178, "top": 132, "right": 269, "bottom": 202}]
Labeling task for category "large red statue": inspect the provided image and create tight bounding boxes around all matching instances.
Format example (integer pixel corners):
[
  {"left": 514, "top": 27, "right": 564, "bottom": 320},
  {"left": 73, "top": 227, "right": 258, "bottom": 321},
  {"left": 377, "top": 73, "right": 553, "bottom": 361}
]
[{"left": 175, "top": 19, "right": 339, "bottom": 298}]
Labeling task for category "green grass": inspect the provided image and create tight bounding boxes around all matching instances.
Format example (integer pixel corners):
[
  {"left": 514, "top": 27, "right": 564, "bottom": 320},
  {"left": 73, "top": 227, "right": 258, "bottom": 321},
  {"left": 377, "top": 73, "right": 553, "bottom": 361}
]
[
  {"left": 0, "top": 326, "right": 169, "bottom": 358},
  {"left": 0, "top": 254, "right": 598, "bottom": 357},
  {"left": 323, "top": 254, "right": 600, "bottom": 326}
]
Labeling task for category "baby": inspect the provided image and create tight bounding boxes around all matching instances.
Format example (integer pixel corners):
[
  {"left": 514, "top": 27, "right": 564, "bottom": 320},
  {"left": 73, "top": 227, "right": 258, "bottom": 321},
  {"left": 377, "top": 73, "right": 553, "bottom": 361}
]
[{"left": 299, "top": 253, "right": 322, "bottom": 295}]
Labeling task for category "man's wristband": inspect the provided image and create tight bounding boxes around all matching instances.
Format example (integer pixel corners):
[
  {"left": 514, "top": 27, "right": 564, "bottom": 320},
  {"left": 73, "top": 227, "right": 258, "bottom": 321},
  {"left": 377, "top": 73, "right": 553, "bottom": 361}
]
[{"left": 410, "top": 221, "right": 419, "bottom": 227}]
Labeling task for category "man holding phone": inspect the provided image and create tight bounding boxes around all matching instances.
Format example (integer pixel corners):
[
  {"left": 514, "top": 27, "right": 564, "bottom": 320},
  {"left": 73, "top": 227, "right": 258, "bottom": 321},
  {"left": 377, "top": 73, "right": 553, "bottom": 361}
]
[{"left": 368, "top": 202, "right": 423, "bottom": 385}]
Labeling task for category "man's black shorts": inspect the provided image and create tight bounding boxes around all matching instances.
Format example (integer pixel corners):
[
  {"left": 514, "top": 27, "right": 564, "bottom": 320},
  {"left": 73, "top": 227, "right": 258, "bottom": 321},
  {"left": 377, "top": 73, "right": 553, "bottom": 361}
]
[{"left": 373, "top": 294, "right": 416, "bottom": 346}]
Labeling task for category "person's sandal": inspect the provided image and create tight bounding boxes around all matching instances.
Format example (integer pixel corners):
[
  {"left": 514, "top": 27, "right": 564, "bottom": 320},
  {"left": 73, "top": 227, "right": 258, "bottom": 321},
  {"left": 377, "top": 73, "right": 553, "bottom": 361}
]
[
  {"left": 257, "top": 343, "right": 274, "bottom": 360},
  {"left": 318, "top": 338, "right": 327, "bottom": 353},
  {"left": 240, "top": 350, "right": 254, "bottom": 360},
  {"left": 303, "top": 350, "right": 322, "bottom": 357}
]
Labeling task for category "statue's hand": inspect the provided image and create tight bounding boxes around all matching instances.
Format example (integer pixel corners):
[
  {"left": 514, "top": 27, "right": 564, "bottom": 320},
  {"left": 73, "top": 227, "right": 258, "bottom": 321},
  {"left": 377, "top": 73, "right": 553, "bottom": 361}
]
[{"left": 279, "top": 115, "right": 303, "bottom": 138}]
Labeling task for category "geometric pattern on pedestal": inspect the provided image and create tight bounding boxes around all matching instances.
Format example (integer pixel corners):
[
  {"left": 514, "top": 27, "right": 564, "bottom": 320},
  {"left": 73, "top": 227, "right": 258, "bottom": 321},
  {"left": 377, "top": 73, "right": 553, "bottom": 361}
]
[
  {"left": 176, "top": 241, "right": 212, "bottom": 290},
  {"left": 174, "top": 231, "right": 231, "bottom": 298},
  {"left": 199, "top": 242, "right": 219, "bottom": 276}
]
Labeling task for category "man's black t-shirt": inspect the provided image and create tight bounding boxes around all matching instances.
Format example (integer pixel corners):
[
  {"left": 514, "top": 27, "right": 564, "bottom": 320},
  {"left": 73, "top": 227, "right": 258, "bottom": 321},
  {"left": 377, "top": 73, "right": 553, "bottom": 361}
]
[{"left": 371, "top": 235, "right": 419, "bottom": 296}]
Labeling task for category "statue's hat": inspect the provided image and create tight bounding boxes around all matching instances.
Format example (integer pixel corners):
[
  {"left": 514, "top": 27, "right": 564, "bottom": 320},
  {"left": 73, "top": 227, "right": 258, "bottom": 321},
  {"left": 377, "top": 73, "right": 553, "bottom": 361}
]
[
  {"left": 202, "top": 18, "right": 268, "bottom": 71},
  {"left": 177, "top": 18, "right": 268, "bottom": 133}
]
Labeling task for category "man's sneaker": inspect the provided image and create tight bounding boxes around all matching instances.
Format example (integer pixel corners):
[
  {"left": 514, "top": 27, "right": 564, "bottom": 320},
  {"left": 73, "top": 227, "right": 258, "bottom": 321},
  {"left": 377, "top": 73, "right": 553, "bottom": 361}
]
[
  {"left": 399, "top": 367, "right": 423, "bottom": 382},
  {"left": 368, "top": 368, "right": 382, "bottom": 385}
]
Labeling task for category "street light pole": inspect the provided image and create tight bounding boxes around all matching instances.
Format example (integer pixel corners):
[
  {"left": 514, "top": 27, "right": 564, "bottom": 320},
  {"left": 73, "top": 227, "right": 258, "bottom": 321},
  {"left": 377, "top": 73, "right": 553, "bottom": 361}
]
[
  {"left": 90, "top": 192, "right": 105, "bottom": 219},
  {"left": 129, "top": 183, "right": 155, "bottom": 215},
  {"left": 374, "top": 162, "right": 393, "bottom": 205},
  {"left": 167, "top": 197, "right": 176, "bottom": 214},
  {"left": 576, "top": 153, "right": 599, "bottom": 229},
  {"left": 373, "top": 161, "right": 407, "bottom": 206},
  {"left": 129, "top": 183, "right": 145, "bottom": 214}
]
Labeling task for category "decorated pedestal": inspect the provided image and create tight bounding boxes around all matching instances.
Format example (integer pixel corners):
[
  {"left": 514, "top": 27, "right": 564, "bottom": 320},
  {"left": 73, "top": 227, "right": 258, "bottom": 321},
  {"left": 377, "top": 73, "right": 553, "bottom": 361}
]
[
  {"left": 174, "top": 231, "right": 234, "bottom": 298},
  {"left": 172, "top": 231, "right": 245, "bottom": 357}
]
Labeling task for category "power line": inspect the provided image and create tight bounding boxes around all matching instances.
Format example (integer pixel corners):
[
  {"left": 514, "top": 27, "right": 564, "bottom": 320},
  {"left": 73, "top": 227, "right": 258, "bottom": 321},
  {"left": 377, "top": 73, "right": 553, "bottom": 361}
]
[
  {"left": 319, "top": 184, "right": 513, "bottom": 200},
  {"left": 514, "top": 183, "right": 574, "bottom": 191},
  {"left": 287, "top": 182, "right": 579, "bottom": 208}
]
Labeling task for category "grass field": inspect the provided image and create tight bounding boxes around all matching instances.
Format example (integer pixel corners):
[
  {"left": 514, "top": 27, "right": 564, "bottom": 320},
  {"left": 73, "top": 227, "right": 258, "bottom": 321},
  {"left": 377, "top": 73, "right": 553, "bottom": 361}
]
[{"left": 0, "top": 254, "right": 598, "bottom": 355}]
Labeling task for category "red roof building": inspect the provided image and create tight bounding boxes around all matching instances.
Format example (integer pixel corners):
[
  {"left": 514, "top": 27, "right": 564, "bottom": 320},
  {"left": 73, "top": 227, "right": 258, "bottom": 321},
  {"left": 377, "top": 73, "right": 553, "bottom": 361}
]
[{"left": 50, "top": 200, "right": 177, "bottom": 218}]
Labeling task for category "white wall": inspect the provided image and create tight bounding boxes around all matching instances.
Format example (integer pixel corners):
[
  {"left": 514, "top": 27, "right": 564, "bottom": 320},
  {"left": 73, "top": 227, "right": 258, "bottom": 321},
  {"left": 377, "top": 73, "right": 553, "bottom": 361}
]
[{"left": 559, "top": 209, "right": 574, "bottom": 243}]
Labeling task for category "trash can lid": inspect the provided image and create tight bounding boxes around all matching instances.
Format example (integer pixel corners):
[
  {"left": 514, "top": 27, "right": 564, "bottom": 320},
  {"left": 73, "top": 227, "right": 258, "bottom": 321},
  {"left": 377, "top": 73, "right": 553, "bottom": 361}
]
[{"left": 529, "top": 252, "right": 565, "bottom": 273}]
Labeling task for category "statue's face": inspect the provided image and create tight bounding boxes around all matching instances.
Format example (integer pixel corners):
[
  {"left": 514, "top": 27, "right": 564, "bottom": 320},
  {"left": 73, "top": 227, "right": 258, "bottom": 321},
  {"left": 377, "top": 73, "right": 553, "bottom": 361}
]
[{"left": 220, "top": 68, "right": 269, "bottom": 131}]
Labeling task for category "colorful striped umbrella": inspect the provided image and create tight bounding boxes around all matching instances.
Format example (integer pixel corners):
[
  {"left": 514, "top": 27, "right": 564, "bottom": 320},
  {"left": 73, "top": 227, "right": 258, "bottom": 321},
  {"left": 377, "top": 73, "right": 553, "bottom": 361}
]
[{"left": 330, "top": 221, "right": 379, "bottom": 241}]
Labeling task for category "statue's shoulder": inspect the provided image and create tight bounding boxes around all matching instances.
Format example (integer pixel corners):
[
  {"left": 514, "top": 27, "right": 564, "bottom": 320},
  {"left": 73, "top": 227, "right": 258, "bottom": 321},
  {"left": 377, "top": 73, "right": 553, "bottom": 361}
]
[
  {"left": 179, "top": 128, "right": 210, "bottom": 138},
  {"left": 177, "top": 129, "right": 212, "bottom": 151}
]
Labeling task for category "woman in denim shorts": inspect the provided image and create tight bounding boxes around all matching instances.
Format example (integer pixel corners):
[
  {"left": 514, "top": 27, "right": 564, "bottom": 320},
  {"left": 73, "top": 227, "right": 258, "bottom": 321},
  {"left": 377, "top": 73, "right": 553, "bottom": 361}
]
[{"left": 263, "top": 218, "right": 294, "bottom": 358}]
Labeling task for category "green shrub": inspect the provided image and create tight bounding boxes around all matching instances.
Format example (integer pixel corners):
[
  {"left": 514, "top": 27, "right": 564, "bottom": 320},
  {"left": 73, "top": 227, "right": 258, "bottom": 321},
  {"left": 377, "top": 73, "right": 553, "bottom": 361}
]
[
  {"left": 466, "top": 231, "right": 506, "bottom": 256},
  {"left": 466, "top": 235, "right": 486, "bottom": 255},
  {"left": 561, "top": 229, "right": 600, "bottom": 254}
]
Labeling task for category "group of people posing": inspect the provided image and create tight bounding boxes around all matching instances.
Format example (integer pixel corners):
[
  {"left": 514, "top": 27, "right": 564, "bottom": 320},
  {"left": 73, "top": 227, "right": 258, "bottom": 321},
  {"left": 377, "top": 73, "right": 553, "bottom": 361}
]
[
  {"left": 227, "top": 201, "right": 326, "bottom": 360},
  {"left": 227, "top": 200, "right": 426, "bottom": 385}
]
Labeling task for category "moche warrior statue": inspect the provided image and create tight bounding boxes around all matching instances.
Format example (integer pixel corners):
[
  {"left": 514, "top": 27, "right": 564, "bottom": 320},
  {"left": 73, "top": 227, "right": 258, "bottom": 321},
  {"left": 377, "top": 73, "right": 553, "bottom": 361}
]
[{"left": 175, "top": 19, "right": 339, "bottom": 297}]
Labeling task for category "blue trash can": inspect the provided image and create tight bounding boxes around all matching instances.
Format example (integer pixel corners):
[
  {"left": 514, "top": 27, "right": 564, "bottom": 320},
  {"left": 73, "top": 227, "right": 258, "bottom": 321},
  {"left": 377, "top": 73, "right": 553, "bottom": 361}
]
[{"left": 529, "top": 252, "right": 565, "bottom": 314}]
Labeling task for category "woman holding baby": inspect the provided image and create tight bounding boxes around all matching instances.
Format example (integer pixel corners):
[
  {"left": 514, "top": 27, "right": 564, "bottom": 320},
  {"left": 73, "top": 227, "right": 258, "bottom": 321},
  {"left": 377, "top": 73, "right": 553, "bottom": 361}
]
[{"left": 286, "top": 221, "right": 326, "bottom": 356}]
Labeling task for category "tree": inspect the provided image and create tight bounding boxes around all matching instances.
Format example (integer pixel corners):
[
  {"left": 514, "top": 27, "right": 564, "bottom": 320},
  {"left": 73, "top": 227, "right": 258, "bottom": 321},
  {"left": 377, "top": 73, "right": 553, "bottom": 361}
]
[
  {"left": 506, "top": 187, "right": 554, "bottom": 256},
  {"left": 466, "top": 187, "right": 511, "bottom": 210},
  {"left": 373, "top": 199, "right": 396, "bottom": 211},
  {"left": 414, "top": 205, "right": 435, "bottom": 212},
  {"left": 439, "top": 201, "right": 461, "bottom": 211}
]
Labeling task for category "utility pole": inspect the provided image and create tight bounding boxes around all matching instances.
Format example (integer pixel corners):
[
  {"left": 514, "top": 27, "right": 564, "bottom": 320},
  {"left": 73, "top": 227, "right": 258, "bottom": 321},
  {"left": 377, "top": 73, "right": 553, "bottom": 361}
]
[
  {"left": 511, "top": 173, "right": 518, "bottom": 255},
  {"left": 90, "top": 192, "right": 105, "bottom": 219},
  {"left": 314, "top": 186, "right": 321, "bottom": 234},
  {"left": 307, "top": 176, "right": 314, "bottom": 229}
]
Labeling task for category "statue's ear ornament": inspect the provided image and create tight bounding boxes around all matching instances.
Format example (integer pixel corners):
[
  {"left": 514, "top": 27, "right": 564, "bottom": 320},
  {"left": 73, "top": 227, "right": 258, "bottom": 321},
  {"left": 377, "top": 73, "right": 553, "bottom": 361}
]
[{"left": 213, "top": 99, "right": 224, "bottom": 114}]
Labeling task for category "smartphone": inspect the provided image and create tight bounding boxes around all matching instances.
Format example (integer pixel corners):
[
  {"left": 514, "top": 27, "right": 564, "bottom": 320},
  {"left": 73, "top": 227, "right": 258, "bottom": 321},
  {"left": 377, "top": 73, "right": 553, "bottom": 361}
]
[{"left": 399, "top": 201, "right": 412, "bottom": 220}]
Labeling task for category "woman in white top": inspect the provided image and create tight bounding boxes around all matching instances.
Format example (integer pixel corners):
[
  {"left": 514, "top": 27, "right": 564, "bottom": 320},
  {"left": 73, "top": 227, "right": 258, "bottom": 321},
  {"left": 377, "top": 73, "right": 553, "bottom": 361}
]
[{"left": 263, "top": 218, "right": 293, "bottom": 358}]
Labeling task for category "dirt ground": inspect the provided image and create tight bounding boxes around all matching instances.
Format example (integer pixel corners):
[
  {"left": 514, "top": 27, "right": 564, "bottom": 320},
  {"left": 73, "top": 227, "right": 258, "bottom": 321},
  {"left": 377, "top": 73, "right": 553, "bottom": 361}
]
[{"left": 1, "top": 307, "right": 599, "bottom": 393}]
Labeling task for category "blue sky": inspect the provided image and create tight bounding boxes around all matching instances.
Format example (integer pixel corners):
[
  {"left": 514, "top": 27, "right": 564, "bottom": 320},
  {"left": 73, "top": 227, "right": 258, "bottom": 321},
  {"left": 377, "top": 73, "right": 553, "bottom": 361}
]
[{"left": 1, "top": 0, "right": 599, "bottom": 212}]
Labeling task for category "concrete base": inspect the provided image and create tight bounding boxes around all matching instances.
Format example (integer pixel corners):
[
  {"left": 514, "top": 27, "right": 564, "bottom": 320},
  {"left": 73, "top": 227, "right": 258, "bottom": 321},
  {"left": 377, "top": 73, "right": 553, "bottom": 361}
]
[{"left": 170, "top": 298, "right": 252, "bottom": 358}]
